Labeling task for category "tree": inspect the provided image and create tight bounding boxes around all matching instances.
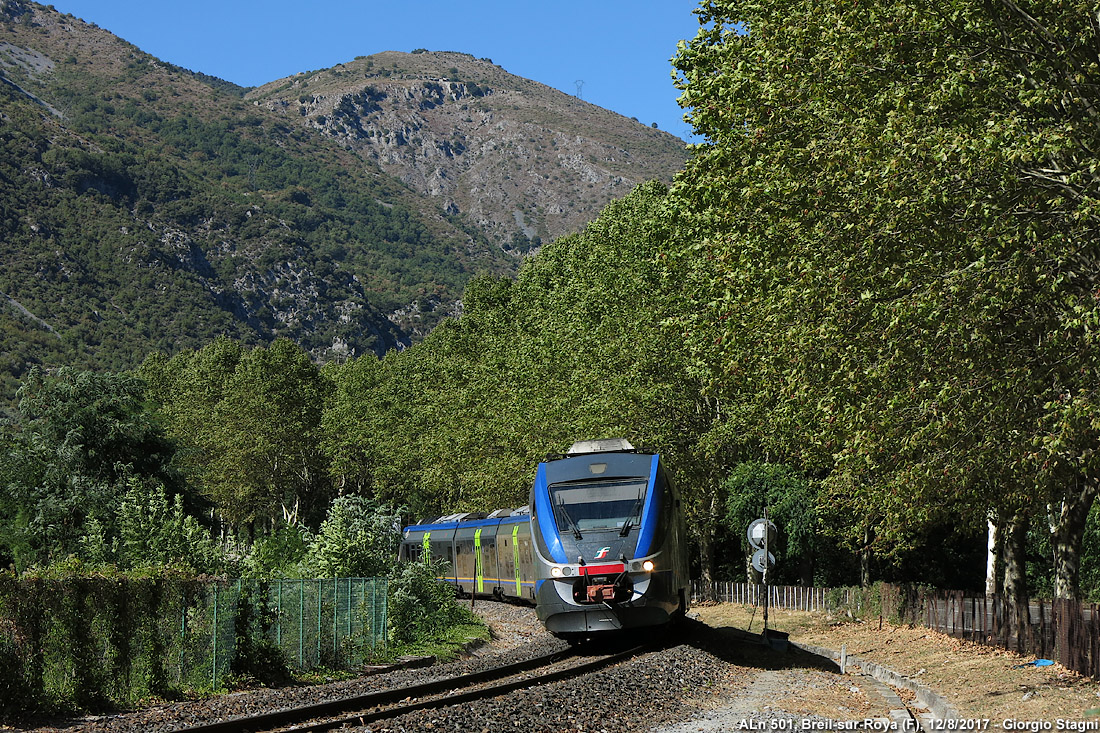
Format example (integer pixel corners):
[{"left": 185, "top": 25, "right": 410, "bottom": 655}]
[
  {"left": 15, "top": 366, "right": 180, "bottom": 490},
  {"left": 321, "top": 354, "right": 384, "bottom": 496},
  {"left": 724, "top": 462, "right": 819, "bottom": 585},
  {"left": 302, "top": 495, "right": 401, "bottom": 578},
  {"left": 0, "top": 367, "right": 186, "bottom": 568},
  {"left": 668, "top": 0, "right": 1100, "bottom": 598},
  {"left": 143, "top": 338, "right": 332, "bottom": 531},
  {"left": 210, "top": 339, "right": 332, "bottom": 528}
]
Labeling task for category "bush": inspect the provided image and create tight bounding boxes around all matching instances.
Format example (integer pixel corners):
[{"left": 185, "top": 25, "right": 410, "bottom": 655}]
[
  {"left": 388, "top": 558, "right": 463, "bottom": 646},
  {"left": 76, "top": 478, "right": 223, "bottom": 574},
  {"left": 826, "top": 582, "right": 884, "bottom": 620},
  {"left": 0, "top": 566, "right": 190, "bottom": 716},
  {"left": 302, "top": 496, "right": 400, "bottom": 578},
  {"left": 241, "top": 523, "right": 310, "bottom": 579},
  {"left": 229, "top": 583, "right": 288, "bottom": 685},
  {"left": 0, "top": 570, "right": 361, "bottom": 716}
]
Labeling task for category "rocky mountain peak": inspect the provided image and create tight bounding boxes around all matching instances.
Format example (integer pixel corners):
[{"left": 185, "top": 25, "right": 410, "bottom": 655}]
[{"left": 247, "top": 50, "right": 686, "bottom": 253}]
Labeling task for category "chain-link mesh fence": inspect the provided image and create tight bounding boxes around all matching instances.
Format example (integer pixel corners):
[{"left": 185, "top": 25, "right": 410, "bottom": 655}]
[
  {"left": 265, "top": 578, "right": 388, "bottom": 671},
  {"left": 175, "top": 578, "right": 389, "bottom": 689}
]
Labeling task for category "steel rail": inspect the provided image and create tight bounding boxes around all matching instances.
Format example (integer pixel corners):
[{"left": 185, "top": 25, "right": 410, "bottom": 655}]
[
  {"left": 173, "top": 644, "right": 595, "bottom": 733},
  {"left": 278, "top": 641, "right": 655, "bottom": 733}
]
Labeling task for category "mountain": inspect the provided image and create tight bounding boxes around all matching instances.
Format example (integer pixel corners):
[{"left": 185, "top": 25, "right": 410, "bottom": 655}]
[
  {"left": 247, "top": 50, "right": 688, "bottom": 252},
  {"left": 0, "top": 1, "right": 686, "bottom": 405}
]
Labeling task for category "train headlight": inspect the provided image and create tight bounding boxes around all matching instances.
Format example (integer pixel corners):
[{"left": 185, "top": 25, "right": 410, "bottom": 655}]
[
  {"left": 642, "top": 560, "right": 655, "bottom": 572},
  {"left": 551, "top": 566, "right": 563, "bottom": 578}
]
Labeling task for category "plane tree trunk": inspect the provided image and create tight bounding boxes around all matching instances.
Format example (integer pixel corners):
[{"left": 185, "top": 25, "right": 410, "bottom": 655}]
[
  {"left": 697, "top": 529, "right": 716, "bottom": 602},
  {"left": 1002, "top": 512, "right": 1030, "bottom": 654},
  {"left": 986, "top": 515, "right": 1001, "bottom": 598},
  {"left": 859, "top": 524, "right": 874, "bottom": 587},
  {"left": 692, "top": 486, "right": 723, "bottom": 602},
  {"left": 1050, "top": 478, "right": 1100, "bottom": 601}
]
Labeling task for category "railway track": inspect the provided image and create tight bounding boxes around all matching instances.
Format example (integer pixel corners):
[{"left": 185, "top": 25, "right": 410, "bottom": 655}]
[
  {"left": 44, "top": 611, "right": 938, "bottom": 733},
  {"left": 175, "top": 638, "right": 659, "bottom": 733}
]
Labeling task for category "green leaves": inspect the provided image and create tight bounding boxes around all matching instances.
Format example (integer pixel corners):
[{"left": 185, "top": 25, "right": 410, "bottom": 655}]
[
  {"left": 301, "top": 495, "right": 400, "bottom": 579},
  {"left": 0, "top": 367, "right": 187, "bottom": 570},
  {"left": 142, "top": 338, "right": 332, "bottom": 528},
  {"left": 83, "top": 476, "right": 222, "bottom": 573},
  {"left": 666, "top": 0, "right": 1100, "bottom": 582},
  {"left": 725, "top": 462, "right": 820, "bottom": 582},
  {"left": 320, "top": 181, "right": 712, "bottom": 518}
]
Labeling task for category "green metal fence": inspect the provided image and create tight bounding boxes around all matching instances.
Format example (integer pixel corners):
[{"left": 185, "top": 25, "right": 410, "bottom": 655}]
[
  {"left": 177, "top": 578, "right": 388, "bottom": 690},
  {"left": 267, "top": 577, "right": 388, "bottom": 671}
]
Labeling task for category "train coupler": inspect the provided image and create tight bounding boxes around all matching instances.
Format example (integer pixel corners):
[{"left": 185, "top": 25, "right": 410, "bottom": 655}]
[{"left": 586, "top": 584, "right": 618, "bottom": 603}]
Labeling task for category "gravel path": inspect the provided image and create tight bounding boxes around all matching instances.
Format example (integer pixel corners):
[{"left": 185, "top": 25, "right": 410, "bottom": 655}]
[
  {"left": 7, "top": 604, "right": 918, "bottom": 733},
  {"left": 338, "top": 611, "right": 905, "bottom": 733}
]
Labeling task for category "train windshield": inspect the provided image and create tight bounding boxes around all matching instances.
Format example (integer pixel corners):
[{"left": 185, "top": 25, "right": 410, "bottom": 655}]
[{"left": 550, "top": 479, "right": 648, "bottom": 534}]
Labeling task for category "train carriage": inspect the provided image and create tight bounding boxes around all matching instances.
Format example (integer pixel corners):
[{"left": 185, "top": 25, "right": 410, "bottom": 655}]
[
  {"left": 400, "top": 509, "right": 537, "bottom": 601},
  {"left": 399, "top": 438, "right": 688, "bottom": 638}
]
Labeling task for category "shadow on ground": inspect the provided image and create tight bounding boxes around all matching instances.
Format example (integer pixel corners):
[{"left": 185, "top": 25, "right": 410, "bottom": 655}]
[{"left": 678, "top": 617, "right": 842, "bottom": 673}]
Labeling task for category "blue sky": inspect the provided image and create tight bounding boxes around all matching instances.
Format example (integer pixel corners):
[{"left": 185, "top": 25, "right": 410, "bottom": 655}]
[{"left": 50, "top": 1, "right": 704, "bottom": 141}]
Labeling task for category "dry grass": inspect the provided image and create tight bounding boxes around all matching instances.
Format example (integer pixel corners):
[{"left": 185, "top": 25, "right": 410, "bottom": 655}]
[{"left": 694, "top": 603, "right": 1100, "bottom": 722}]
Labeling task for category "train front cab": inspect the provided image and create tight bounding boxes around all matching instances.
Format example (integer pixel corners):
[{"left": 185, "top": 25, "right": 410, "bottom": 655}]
[{"left": 530, "top": 446, "right": 690, "bottom": 637}]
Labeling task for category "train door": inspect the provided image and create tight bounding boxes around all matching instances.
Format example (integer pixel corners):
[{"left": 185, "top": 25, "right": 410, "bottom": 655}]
[
  {"left": 495, "top": 519, "right": 523, "bottom": 600},
  {"left": 483, "top": 524, "right": 500, "bottom": 596},
  {"left": 513, "top": 520, "right": 536, "bottom": 601},
  {"left": 487, "top": 523, "right": 503, "bottom": 597},
  {"left": 452, "top": 519, "right": 493, "bottom": 596},
  {"left": 453, "top": 524, "right": 476, "bottom": 595}
]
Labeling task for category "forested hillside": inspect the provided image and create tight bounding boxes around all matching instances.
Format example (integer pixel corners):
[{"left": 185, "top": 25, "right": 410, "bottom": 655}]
[
  {"left": 0, "top": 1, "right": 492, "bottom": 399},
  {"left": 0, "top": 1, "right": 684, "bottom": 407}
]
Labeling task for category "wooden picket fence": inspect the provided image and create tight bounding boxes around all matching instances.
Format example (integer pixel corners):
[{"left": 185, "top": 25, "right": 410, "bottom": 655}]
[
  {"left": 691, "top": 580, "right": 847, "bottom": 611},
  {"left": 692, "top": 580, "right": 1100, "bottom": 679}
]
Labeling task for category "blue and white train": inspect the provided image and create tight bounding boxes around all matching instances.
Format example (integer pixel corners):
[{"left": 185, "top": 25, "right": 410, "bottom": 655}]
[{"left": 399, "top": 439, "right": 690, "bottom": 638}]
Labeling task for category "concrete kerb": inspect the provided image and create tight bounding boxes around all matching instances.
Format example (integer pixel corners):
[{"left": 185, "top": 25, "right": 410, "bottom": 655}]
[{"left": 791, "top": 639, "right": 961, "bottom": 725}]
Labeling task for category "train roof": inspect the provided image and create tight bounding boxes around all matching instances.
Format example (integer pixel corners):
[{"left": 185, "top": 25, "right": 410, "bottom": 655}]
[
  {"left": 403, "top": 506, "right": 529, "bottom": 532},
  {"left": 565, "top": 438, "right": 637, "bottom": 456},
  {"left": 542, "top": 438, "right": 656, "bottom": 461}
]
